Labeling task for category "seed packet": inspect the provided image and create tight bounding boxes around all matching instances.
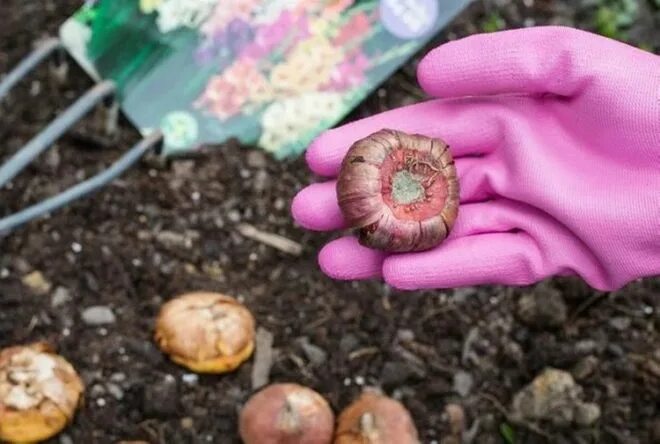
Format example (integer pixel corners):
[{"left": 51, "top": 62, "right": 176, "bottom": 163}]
[{"left": 60, "top": 0, "right": 472, "bottom": 158}]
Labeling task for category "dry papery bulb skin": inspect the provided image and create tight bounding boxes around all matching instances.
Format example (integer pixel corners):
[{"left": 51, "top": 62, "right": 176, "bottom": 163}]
[
  {"left": 239, "top": 383, "right": 335, "bottom": 444},
  {"left": 337, "top": 129, "right": 459, "bottom": 252},
  {"left": 0, "top": 342, "right": 84, "bottom": 443},
  {"left": 154, "top": 291, "right": 256, "bottom": 374},
  {"left": 334, "top": 391, "right": 420, "bottom": 444}
]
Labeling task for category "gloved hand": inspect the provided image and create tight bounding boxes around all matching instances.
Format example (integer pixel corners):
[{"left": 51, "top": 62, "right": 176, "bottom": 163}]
[{"left": 291, "top": 26, "right": 660, "bottom": 291}]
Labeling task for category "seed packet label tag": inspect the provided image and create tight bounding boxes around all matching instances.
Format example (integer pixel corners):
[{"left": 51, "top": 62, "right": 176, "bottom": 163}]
[{"left": 60, "top": 0, "right": 471, "bottom": 159}]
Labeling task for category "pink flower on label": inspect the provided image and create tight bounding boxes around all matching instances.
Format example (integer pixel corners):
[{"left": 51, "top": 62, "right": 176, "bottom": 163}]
[
  {"left": 200, "top": 0, "right": 260, "bottom": 38},
  {"left": 323, "top": 0, "right": 355, "bottom": 17},
  {"left": 334, "top": 12, "right": 371, "bottom": 46},
  {"left": 324, "top": 51, "right": 370, "bottom": 91},
  {"left": 195, "top": 59, "right": 273, "bottom": 120},
  {"left": 240, "top": 10, "right": 310, "bottom": 61}
]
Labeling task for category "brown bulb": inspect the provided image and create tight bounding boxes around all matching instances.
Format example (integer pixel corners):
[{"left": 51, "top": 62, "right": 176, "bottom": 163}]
[
  {"left": 0, "top": 342, "right": 84, "bottom": 443},
  {"left": 337, "top": 129, "right": 459, "bottom": 252},
  {"left": 334, "top": 391, "right": 419, "bottom": 444},
  {"left": 239, "top": 383, "right": 335, "bottom": 444},
  {"left": 154, "top": 292, "right": 256, "bottom": 374}
]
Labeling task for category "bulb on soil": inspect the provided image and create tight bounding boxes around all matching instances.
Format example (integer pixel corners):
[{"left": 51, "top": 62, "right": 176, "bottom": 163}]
[
  {"left": 334, "top": 391, "right": 419, "bottom": 444},
  {"left": 337, "top": 129, "right": 459, "bottom": 252},
  {"left": 154, "top": 292, "right": 256, "bottom": 374},
  {"left": 0, "top": 342, "right": 84, "bottom": 443},
  {"left": 239, "top": 383, "right": 335, "bottom": 444}
]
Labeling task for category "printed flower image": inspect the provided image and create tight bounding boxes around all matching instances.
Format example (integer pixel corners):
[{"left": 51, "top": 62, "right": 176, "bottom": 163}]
[
  {"left": 139, "top": 0, "right": 162, "bottom": 14},
  {"left": 252, "top": 0, "right": 304, "bottom": 24},
  {"left": 294, "top": 0, "right": 355, "bottom": 18},
  {"left": 240, "top": 10, "right": 310, "bottom": 61},
  {"left": 160, "top": 111, "right": 199, "bottom": 150},
  {"left": 195, "top": 59, "right": 273, "bottom": 120},
  {"left": 200, "top": 0, "right": 261, "bottom": 40},
  {"left": 333, "top": 11, "right": 372, "bottom": 46},
  {"left": 195, "top": 17, "right": 254, "bottom": 63},
  {"left": 154, "top": 0, "right": 217, "bottom": 33},
  {"left": 324, "top": 50, "right": 370, "bottom": 91},
  {"left": 259, "top": 92, "right": 345, "bottom": 154},
  {"left": 322, "top": 0, "right": 356, "bottom": 17},
  {"left": 269, "top": 35, "right": 343, "bottom": 95},
  {"left": 67, "top": 0, "right": 443, "bottom": 158}
]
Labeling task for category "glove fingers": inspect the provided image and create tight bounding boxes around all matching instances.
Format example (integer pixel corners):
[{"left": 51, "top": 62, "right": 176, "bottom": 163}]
[
  {"left": 418, "top": 26, "right": 589, "bottom": 99},
  {"left": 291, "top": 181, "right": 344, "bottom": 231},
  {"left": 383, "top": 232, "right": 545, "bottom": 290},
  {"left": 292, "top": 158, "right": 487, "bottom": 231},
  {"left": 448, "top": 200, "right": 521, "bottom": 239},
  {"left": 306, "top": 99, "right": 503, "bottom": 177},
  {"left": 451, "top": 157, "right": 498, "bottom": 204},
  {"left": 318, "top": 236, "right": 385, "bottom": 280}
]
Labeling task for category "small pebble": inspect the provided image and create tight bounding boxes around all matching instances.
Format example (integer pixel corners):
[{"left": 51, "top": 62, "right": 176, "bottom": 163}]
[
  {"left": 608, "top": 316, "right": 631, "bottom": 331},
  {"left": 21, "top": 270, "right": 52, "bottom": 294},
  {"left": 111, "top": 372, "right": 127, "bottom": 382},
  {"left": 574, "top": 403, "right": 601, "bottom": 426},
  {"left": 516, "top": 284, "right": 567, "bottom": 329},
  {"left": 246, "top": 150, "right": 267, "bottom": 168},
  {"left": 453, "top": 371, "right": 474, "bottom": 397},
  {"left": 339, "top": 334, "right": 359, "bottom": 353},
  {"left": 51, "top": 286, "right": 72, "bottom": 307},
  {"left": 396, "top": 329, "right": 415, "bottom": 342},
  {"left": 81, "top": 306, "right": 116, "bottom": 326},
  {"left": 572, "top": 355, "right": 599, "bottom": 380},
  {"left": 298, "top": 337, "right": 327, "bottom": 366},
  {"left": 182, "top": 373, "right": 199, "bottom": 385},
  {"left": 106, "top": 383, "right": 124, "bottom": 400}
]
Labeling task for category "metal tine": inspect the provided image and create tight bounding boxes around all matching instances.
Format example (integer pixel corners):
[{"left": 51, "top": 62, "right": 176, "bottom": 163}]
[
  {"left": 0, "top": 80, "right": 117, "bottom": 188},
  {"left": 0, "top": 131, "right": 163, "bottom": 235},
  {"left": 0, "top": 37, "right": 63, "bottom": 100}
]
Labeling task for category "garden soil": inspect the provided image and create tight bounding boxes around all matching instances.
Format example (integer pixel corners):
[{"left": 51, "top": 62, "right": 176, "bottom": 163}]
[{"left": 1, "top": 1, "right": 658, "bottom": 443}]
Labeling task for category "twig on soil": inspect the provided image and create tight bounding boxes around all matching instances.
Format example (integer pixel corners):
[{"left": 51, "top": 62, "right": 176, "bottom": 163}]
[
  {"left": 462, "top": 327, "right": 479, "bottom": 366},
  {"left": 479, "top": 393, "right": 553, "bottom": 440},
  {"left": 251, "top": 327, "right": 274, "bottom": 390},
  {"left": 348, "top": 347, "right": 380, "bottom": 361},
  {"left": 236, "top": 223, "right": 303, "bottom": 256},
  {"left": 568, "top": 292, "right": 607, "bottom": 323}
]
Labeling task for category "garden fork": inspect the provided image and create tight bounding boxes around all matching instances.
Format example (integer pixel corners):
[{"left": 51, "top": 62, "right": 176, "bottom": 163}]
[{"left": 0, "top": 37, "right": 163, "bottom": 235}]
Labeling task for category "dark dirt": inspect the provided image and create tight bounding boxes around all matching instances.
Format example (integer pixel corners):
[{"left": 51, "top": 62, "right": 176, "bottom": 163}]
[{"left": 0, "top": 1, "right": 658, "bottom": 443}]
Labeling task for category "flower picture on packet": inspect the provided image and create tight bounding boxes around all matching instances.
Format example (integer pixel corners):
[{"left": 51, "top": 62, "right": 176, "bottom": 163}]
[{"left": 59, "top": 0, "right": 472, "bottom": 158}]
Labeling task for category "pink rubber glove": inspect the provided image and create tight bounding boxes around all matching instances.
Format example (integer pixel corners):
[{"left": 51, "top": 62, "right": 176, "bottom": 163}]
[{"left": 291, "top": 26, "right": 660, "bottom": 291}]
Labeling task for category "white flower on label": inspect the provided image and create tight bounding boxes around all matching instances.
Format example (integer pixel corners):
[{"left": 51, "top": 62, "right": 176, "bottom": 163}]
[
  {"left": 161, "top": 111, "right": 199, "bottom": 150},
  {"left": 154, "top": 0, "right": 217, "bottom": 33},
  {"left": 258, "top": 92, "right": 344, "bottom": 154}
]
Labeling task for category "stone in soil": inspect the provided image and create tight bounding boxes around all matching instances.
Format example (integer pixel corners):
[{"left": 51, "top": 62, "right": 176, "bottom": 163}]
[
  {"left": 21, "top": 270, "right": 51, "bottom": 294},
  {"left": 51, "top": 286, "right": 72, "bottom": 307},
  {"left": 81, "top": 306, "right": 116, "bottom": 325},
  {"left": 297, "top": 336, "right": 327, "bottom": 366},
  {"left": 452, "top": 371, "right": 474, "bottom": 397},
  {"left": 511, "top": 368, "right": 601, "bottom": 428},
  {"left": 516, "top": 282, "right": 568, "bottom": 329}
]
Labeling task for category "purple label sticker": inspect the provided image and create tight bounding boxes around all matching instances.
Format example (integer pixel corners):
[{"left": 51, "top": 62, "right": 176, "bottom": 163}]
[{"left": 379, "top": 0, "right": 439, "bottom": 39}]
